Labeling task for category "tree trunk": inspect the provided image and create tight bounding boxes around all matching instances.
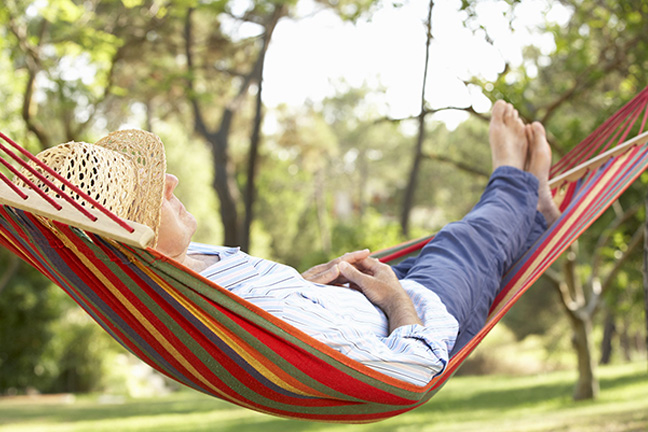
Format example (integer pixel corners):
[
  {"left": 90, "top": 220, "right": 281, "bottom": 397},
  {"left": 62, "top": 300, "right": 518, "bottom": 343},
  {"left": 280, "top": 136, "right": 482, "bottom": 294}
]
[
  {"left": 571, "top": 314, "right": 599, "bottom": 400},
  {"left": 241, "top": 5, "right": 281, "bottom": 251},
  {"left": 212, "top": 120, "right": 241, "bottom": 246},
  {"left": 599, "top": 309, "right": 615, "bottom": 365},
  {"left": 315, "top": 168, "right": 331, "bottom": 254},
  {"left": 184, "top": 6, "right": 285, "bottom": 247},
  {"left": 401, "top": 115, "right": 425, "bottom": 236},
  {"left": 242, "top": 84, "right": 262, "bottom": 251},
  {"left": 619, "top": 320, "right": 632, "bottom": 361},
  {"left": 400, "top": 0, "right": 433, "bottom": 236}
]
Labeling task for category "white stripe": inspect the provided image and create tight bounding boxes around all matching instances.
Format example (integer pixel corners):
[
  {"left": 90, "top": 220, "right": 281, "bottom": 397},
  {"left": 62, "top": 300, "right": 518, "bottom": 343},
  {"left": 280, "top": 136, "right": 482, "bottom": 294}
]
[{"left": 188, "top": 242, "right": 458, "bottom": 385}]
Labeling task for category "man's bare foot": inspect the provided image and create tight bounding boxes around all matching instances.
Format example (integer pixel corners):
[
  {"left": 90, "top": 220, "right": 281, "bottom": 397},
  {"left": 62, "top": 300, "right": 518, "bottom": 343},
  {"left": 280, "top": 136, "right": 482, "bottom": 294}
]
[
  {"left": 526, "top": 122, "right": 561, "bottom": 226},
  {"left": 489, "top": 100, "right": 528, "bottom": 172}
]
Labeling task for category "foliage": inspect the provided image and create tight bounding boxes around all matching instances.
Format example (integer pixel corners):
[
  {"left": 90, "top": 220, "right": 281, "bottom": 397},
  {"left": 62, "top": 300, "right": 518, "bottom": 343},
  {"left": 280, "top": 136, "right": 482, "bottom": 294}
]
[
  {"left": 0, "top": 250, "right": 121, "bottom": 394},
  {"left": 1, "top": 0, "right": 647, "bottom": 397},
  {"left": 0, "top": 250, "right": 63, "bottom": 392},
  {"left": 40, "top": 309, "right": 123, "bottom": 394}
]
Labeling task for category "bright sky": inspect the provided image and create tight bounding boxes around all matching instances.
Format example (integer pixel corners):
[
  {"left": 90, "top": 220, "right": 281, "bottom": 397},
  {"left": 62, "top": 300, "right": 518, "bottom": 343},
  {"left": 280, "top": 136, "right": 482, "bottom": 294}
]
[
  {"left": 31, "top": 0, "right": 572, "bottom": 131},
  {"left": 260, "top": 0, "right": 571, "bottom": 129}
]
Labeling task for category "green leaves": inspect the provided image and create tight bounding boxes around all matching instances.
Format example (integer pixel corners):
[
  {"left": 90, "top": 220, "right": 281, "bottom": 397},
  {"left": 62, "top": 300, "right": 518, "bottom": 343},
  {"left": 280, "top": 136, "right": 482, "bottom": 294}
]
[{"left": 40, "top": 0, "right": 84, "bottom": 23}]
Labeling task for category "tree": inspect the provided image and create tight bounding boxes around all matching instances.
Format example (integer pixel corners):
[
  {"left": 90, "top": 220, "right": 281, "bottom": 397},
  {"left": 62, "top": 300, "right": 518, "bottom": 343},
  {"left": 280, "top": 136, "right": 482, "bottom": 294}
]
[
  {"left": 0, "top": 249, "right": 62, "bottom": 392},
  {"left": 400, "top": 0, "right": 434, "bottom": 237},
  {"left": 458, "top": 0, "right": 648, "bottom": 399},
  {"left": 183, "top": 1, "right": 287, "bottom": 249}
]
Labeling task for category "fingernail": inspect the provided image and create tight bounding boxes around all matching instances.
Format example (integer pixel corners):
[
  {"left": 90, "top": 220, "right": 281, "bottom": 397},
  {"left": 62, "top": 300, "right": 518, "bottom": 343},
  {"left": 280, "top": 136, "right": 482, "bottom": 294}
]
[{"left": 339, "top": 262, "right": 348, "bottom": 270}]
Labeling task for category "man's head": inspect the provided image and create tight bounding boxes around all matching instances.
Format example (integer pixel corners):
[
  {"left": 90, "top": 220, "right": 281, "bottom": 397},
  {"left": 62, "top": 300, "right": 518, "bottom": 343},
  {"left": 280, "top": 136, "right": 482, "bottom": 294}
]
[
  {"left": 15, "top": 129, "right": 168, "bottom": 246},
  {"left": 156, "top": 173, "right": 197, "bottom": 259}
]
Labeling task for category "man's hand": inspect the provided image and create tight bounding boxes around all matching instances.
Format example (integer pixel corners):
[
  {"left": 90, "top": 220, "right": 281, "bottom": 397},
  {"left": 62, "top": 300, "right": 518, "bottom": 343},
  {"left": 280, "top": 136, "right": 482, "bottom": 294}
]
[
  {"left": 301, "top": 249, "right": 371, "bottom": 285},
  {"left": 338, "top": 258, "right": 423, "bottom": 334}
]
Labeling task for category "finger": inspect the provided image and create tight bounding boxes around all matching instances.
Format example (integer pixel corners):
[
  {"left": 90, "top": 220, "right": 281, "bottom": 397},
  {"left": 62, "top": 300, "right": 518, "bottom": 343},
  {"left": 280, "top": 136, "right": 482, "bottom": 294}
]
[
  {"left": 301, "top": 264, "right": 326, "bottom": 280},
  {"left": 305, "top": 250, "right": 368, "bottom": 277},
  {"left": 338, "top": 261, "right": 371, "bottom": 288},
  {"left": 306, "top": 264, "right": 341, "bottom": 284},
  {"left": 355, "top": 257, "right": 385, "bottom": 274},
  {"left": 302, "top": 257, "right": 341, "bottom": 279},
  {"left": 340, "top": 249, "right": 371, "bottom": 264}
]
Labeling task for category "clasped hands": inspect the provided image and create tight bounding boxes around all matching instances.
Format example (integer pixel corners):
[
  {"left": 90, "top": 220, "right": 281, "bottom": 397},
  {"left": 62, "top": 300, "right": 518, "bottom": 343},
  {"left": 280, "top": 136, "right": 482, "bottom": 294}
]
[{"left": 302, "top": 250, "right": 423, "bottom": 333}]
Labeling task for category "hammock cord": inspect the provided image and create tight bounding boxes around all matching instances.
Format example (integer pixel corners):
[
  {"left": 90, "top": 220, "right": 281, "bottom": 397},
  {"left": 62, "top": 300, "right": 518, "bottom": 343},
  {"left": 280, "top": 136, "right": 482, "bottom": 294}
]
[{"left": 0, "top": 131, "right": 134, "bottom": 232}]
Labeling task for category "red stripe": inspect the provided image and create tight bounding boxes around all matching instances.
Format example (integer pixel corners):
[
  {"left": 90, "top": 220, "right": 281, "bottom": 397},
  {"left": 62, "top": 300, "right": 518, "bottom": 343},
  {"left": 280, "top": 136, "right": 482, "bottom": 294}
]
[
  {"left": 0, "top": 171, "right": 28, "bottom": 199},
  {"left": 77, "top": 232, "right": 393, "bottom": 409},
  {"left": 377, "top": 237, "right": 433, "bottom": 263},
  {"left": 135, "top": 246, "right": 427, "bottom": 405},
  {"left": 551, "top": 87, "right": 648, "bottom": 175}
]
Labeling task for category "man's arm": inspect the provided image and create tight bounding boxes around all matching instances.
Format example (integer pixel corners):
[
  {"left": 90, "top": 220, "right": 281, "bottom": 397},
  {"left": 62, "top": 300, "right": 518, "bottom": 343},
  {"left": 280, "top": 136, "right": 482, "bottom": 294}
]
[
  {"left": 302, "top": 252, "right": 449, "bottom": 385},
  {"left": 303, "top": 252, "right": 423, "bottom": 334},
  {"left": 337, "top": 258, "right": 423, "bottom": 334}
]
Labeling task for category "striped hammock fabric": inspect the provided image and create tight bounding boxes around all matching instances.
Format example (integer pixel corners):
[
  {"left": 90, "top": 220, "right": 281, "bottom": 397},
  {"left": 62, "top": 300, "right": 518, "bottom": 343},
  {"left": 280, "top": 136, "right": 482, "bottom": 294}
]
[{"left": 2, "top": 88, "right": 648, "bottom": 422}]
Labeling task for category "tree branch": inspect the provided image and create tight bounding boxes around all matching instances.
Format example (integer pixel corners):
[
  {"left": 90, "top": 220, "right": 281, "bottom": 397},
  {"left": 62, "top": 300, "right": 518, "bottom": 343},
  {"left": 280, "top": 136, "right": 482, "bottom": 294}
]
[
  {"left": 584, "top": 224, "right": 644, "bottom": 317},
  {"left": 7, "top": 12, "right": 51, "bottom": 148},
  {"left": 422, "top": 153, "right": 490, "bottom": 179},
  {"left": 561, "top": 246, "right": 585, "bottom": 310},
  {"left": 590, "top": 202, "right": 641, "bottom": 282},
  {"left": 373, "top": 105, "right": 489, "bottom": 126},
  {"left": 184, "top": 7, "right": 214, "bottom": 142},
  {"left": 540, "top": 34, "right": 643, "bottom": 125},
  {"left": 600, "top": 225, "right": 644, "bottom": 296},
  {"left": 544, "top": 267, "right": 563, "bottom": 286}
]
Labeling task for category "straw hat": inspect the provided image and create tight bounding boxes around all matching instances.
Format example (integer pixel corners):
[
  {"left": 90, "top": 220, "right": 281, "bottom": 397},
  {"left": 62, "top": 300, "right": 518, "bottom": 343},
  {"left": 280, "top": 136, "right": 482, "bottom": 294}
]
[{"left": 14, "top": 129, "right": 167, "bottom": 245}]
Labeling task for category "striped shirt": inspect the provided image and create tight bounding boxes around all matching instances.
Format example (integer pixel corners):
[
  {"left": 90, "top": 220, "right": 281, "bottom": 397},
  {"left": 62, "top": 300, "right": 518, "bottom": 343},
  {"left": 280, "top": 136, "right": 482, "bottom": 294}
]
[{"left": 188, "top": 242, "right": 459, "bottom": 386}]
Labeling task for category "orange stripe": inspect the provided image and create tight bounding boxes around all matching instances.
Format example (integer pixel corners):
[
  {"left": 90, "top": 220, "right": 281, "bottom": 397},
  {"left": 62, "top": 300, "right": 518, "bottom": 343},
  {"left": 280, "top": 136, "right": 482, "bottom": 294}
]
[
  {"left": 135, "top": 260, "right": 332, "bottom": 399},
  {"left": 49, "top": 227, "right": 261, "bottom": 408}
]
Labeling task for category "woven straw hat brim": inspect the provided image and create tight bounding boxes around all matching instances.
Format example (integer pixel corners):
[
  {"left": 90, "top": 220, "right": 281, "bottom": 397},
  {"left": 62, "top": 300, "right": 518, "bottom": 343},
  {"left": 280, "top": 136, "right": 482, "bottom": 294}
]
[
  {"left": 95, "top": 129, "right": 166, "bottom": 245},
  {"left": 14, "top": 129, "right": 166, "bottom": 247}
]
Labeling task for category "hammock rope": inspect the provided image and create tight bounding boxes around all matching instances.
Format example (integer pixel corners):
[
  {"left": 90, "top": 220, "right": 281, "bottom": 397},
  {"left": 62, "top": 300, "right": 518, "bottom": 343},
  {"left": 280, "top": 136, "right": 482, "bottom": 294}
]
[
  {"left": 2, "top": 87, "right": 648, "bottom": 422},
  {"left": 0, "top": 131, "right": 135, "bottom": 231}
]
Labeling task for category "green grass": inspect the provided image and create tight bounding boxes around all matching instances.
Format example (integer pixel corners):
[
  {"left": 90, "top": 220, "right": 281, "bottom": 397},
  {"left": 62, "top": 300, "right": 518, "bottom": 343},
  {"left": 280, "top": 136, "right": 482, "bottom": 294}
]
[{"left": 1, "top": 362, "right": 646, "bottom": 432}]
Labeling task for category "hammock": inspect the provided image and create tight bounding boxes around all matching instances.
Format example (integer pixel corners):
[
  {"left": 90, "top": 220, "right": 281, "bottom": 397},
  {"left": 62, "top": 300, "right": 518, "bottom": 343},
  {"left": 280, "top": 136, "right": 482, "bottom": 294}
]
[{"left": 1, "top": 88, "right": 648, "bottom": 423}]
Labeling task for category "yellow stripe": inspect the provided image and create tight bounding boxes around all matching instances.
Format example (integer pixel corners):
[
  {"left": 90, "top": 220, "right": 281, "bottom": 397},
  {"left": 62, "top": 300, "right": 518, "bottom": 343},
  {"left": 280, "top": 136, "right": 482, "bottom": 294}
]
[
  {"left": 127, "top": 251, "right": 330, "bottom": 399},
  {"left": 488, "top": 154, "right": 629, "bottom": 318},
  {"left": 49, "top": 228, "right": 262, "bottom": 408}
]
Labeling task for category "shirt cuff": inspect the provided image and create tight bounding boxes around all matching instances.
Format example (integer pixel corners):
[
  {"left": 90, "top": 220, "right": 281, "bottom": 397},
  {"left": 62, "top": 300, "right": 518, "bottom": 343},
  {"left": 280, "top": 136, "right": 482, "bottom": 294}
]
[{"left": 388, "top": 323, "right": 456, "bottom": 376}]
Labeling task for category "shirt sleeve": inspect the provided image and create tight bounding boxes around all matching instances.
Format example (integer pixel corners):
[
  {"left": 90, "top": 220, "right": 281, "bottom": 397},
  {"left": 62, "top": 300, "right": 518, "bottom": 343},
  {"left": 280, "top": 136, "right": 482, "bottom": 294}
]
[{"left": 316, "top": 322, "right": 453, "bottom": 386}]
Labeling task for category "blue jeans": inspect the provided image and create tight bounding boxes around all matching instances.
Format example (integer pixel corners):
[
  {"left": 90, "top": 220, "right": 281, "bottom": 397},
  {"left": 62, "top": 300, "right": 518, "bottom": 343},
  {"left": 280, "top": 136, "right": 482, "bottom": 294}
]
[{"left": 391, "top": 166, "right": 547, "bottom": 355}]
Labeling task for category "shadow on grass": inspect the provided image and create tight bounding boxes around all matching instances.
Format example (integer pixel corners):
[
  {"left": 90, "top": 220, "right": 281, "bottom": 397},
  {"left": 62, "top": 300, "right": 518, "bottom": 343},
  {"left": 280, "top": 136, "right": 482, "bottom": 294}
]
[
  {"left": 0, "top": 393, "right": 226, "bottom": 425},
  {"left": 1, "top": 364, "right": 645, "bottom": 432}
]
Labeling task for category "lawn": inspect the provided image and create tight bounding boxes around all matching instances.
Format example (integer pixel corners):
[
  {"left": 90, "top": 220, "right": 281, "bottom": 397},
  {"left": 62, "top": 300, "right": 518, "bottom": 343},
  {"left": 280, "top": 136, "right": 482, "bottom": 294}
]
[{"left": 0, "top": 362, "right": 646, "bottom": 432}]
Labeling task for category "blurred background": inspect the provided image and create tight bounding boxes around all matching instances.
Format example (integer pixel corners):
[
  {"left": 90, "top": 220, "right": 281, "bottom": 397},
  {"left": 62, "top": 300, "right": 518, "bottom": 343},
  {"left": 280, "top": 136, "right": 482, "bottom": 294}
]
[{"left": 0, "top": 0, "right": 646, "bottom": 427}]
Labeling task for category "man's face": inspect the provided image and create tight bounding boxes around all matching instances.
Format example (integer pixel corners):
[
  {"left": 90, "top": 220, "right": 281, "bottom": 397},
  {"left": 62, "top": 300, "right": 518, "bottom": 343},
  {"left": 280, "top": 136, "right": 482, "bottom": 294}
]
[{"left": 154, "top": 173, "right": 197, "bottom": 258}]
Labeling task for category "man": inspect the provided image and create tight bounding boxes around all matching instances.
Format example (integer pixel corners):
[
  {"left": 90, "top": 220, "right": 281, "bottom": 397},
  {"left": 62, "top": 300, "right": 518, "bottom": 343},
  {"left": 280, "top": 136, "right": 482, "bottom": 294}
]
[
  {"left": 20, "top": 101, "right": 560, "bottom": 386},
  {"left": 154, "top": 100, "right": 560, "bottom": 385}
]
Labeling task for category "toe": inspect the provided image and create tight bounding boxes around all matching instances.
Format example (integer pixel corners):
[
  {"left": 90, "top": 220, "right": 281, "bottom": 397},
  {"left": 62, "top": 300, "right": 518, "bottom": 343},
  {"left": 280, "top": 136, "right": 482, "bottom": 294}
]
[
  {"left": 491, "top": 100, "right": 507, "bottom": 122},
  {"left": 531, "top": 121, "right": 546, "bottom": 142},
  {"left": 527, "top": 122, "right": 551, "bottom": 176},
  {"left": 503, "top": 103, "right": 516, "bottom": 124}
]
